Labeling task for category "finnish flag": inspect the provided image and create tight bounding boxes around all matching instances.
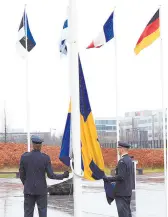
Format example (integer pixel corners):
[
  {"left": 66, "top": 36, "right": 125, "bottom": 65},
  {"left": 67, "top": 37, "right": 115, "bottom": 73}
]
[
  {"left": 87, "top": 12, "right": 114, "bottom": 48},
  {"left": 16, "top": 11, "right": 36, "bottom": 58},
  {"left": 59, "top": 19, "right": 68, "bottom": 55}
]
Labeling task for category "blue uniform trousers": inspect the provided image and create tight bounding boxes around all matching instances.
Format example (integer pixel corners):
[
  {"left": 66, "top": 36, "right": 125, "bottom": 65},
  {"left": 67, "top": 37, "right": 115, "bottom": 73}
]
[
  {"left": 115, "top": 196, "right": 132, "bottom": 217},
  {"left": 24, "top": 194, "right": 47, "bottom": 217}
]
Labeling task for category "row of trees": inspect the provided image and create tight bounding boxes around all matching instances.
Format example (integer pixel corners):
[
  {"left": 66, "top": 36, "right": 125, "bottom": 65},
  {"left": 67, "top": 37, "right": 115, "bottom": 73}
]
[{"left": 1, "top": 107, "right": 63, "bottom": 145}]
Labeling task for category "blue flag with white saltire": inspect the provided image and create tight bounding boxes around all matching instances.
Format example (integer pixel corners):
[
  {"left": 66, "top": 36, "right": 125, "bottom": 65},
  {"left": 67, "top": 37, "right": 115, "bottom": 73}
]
[
  {"left": 59, "top": 19, "right": 68, "bottom": 55},
  {"left": 16, "top": 10, "right": 36, "bottom": 58}
]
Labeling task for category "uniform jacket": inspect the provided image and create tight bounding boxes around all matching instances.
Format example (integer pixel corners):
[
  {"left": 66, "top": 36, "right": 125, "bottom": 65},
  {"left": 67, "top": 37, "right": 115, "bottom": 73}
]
[
  {"left": 108, "top": 154, "right": 134, "bottom": 197},
  {"left": 19, "top": 150, "right": 64, "bottom": 195}
]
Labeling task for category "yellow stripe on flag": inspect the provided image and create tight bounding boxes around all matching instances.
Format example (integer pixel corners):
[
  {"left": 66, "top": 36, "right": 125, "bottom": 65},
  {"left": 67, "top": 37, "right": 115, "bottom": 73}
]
[
  {"left": 134, "top": 28, "right": 160, "bottom": 55},
  {"left": 80, "top": 112, "right": 105, "bottom": 180},
  {"left": 68, "top": 101, "right": 71, "bottom": 113}
]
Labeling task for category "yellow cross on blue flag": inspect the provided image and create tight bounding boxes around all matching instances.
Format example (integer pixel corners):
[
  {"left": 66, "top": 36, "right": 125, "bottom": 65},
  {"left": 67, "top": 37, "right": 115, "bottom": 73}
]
[{"left": 59, "top": 56, "right": 115, "bottom": 204}]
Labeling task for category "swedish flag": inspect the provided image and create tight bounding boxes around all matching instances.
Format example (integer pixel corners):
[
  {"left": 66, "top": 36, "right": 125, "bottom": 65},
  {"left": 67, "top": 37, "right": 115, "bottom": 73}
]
[
  {"left": 59, "top": 56, "right": 115, "bottom": 204},
  {"left": 79, "top": 57, "right": 105, "bottom": 180}
]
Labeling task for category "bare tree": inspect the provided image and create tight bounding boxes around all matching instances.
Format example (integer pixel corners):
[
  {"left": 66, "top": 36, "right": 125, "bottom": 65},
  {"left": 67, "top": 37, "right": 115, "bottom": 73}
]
[{"left": 4, "top": 101, "right": 7, "bottom": 144}]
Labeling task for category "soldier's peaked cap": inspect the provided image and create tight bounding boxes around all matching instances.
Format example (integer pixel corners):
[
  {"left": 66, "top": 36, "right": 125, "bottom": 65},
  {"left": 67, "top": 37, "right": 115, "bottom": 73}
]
[
  {"left": 118, "top": 141, "right": 130, "bottom": 148},
  {"left": 31, "top": 135, "right": 43, "bottom": 144}
]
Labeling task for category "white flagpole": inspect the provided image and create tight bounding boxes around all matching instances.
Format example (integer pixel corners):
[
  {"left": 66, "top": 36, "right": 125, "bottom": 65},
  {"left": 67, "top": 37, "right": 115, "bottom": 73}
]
[
  {"left": 113, "top": 8, "right": 120, "bottom": 161},
  {"left": 24, "top": 5, "right": 31, "bottom": 152},
  {"left": 68, "top": 0, "right": 82, "bottom": 217},
  {"left": 159, "top": 5, "right": 167, "bottom": 216}
]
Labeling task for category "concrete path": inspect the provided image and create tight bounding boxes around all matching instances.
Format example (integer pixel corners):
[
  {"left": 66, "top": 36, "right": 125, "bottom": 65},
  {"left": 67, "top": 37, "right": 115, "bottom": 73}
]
[{"left": 0, "top": 173, "right": 165, "bottom": 217}]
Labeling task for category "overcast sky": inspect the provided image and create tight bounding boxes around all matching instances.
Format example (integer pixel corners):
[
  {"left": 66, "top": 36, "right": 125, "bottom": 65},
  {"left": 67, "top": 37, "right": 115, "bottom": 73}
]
[{"left": 0, "top": 0, "right": 167, "bottom": 135}]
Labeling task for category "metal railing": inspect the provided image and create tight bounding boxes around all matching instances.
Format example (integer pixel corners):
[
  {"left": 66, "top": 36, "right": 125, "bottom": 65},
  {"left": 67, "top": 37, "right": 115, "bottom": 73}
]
[{"left": 101, "top": 140, "right": 167, "bottom": 149}]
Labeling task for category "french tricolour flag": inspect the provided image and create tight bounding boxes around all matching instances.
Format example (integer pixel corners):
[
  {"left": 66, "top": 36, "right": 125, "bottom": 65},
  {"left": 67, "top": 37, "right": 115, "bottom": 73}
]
[{"left": 87, "top": 12, "right": 114, "bottom": 49}]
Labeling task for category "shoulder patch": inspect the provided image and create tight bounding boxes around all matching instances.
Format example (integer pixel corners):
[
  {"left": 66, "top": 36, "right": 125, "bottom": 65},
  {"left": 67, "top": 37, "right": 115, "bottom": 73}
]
[{"left": 118, "top": 160, "right": 126, "bottom": 166}]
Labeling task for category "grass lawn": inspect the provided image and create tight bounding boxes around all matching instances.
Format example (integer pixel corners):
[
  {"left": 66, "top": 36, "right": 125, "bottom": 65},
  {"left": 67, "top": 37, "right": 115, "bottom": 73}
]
[
  {"left": 0, "top": 167, "right": 19, "bottom": 178},
  {"left": 104, "top": 167, "right": 164, "bottom": 175},
  {"left": 0, "top": 167, "right": 164, "bottom": 178},
  {"left": 143, "top": 168, "right": 164, "bottom": 174},
  {"left": 0, "top": 167, "right": 18, "bottom": 172},
  {"left": 0, "top": 174, "right": 16, "bottom": 178},
  {"left": 0, "top": 167, "right": 66, "bottom": 178}
]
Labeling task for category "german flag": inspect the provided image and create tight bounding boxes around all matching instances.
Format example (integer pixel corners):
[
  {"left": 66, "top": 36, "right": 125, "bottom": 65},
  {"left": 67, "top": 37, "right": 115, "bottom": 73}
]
[{"left": 134, "top": 9, "right": 160, "bottom": 55}]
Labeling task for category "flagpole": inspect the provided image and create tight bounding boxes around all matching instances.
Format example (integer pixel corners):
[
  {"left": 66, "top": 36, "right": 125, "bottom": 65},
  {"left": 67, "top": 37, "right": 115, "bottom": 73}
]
[
  {"left": 113, "top": 7, "right": 120, "bottom": 161},
  {"left": 24, "top": 4, "right": 31, "bottom": 152},
  {"left": 159, "top": 5, "right": 167, "bottom": 216},
  {"left": 69, "top": 0, "right": 82, "bottom": 217}
]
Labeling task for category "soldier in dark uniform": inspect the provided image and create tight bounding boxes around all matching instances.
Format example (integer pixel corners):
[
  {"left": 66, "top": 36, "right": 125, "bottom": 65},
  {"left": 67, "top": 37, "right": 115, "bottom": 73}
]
[
  {"left": 19, "top": 135, "right": 69, "bottom": 217},
  {"left": 103, "top": 142, "right": 133, "bottom": 217}
]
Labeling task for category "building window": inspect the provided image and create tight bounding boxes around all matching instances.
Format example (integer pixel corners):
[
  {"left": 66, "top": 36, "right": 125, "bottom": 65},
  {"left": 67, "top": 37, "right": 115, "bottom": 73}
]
[
  {"left": 139, "top": 120, "right": 146, "bottom": 124},
  {"left": 107, "top": 120, "right": 116, "bottom": 125},
  {"left": 106, "top": 126, "right": 112, "bottom": 130},
  {"left": 113, "top": 126, "right": 117, "bottom": 131}
]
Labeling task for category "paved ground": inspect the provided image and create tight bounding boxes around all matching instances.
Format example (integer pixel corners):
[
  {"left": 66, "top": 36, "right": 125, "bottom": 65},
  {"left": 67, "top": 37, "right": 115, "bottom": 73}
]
[{"left": 0, "top": 173, "right": 166, "bottom": 217}]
